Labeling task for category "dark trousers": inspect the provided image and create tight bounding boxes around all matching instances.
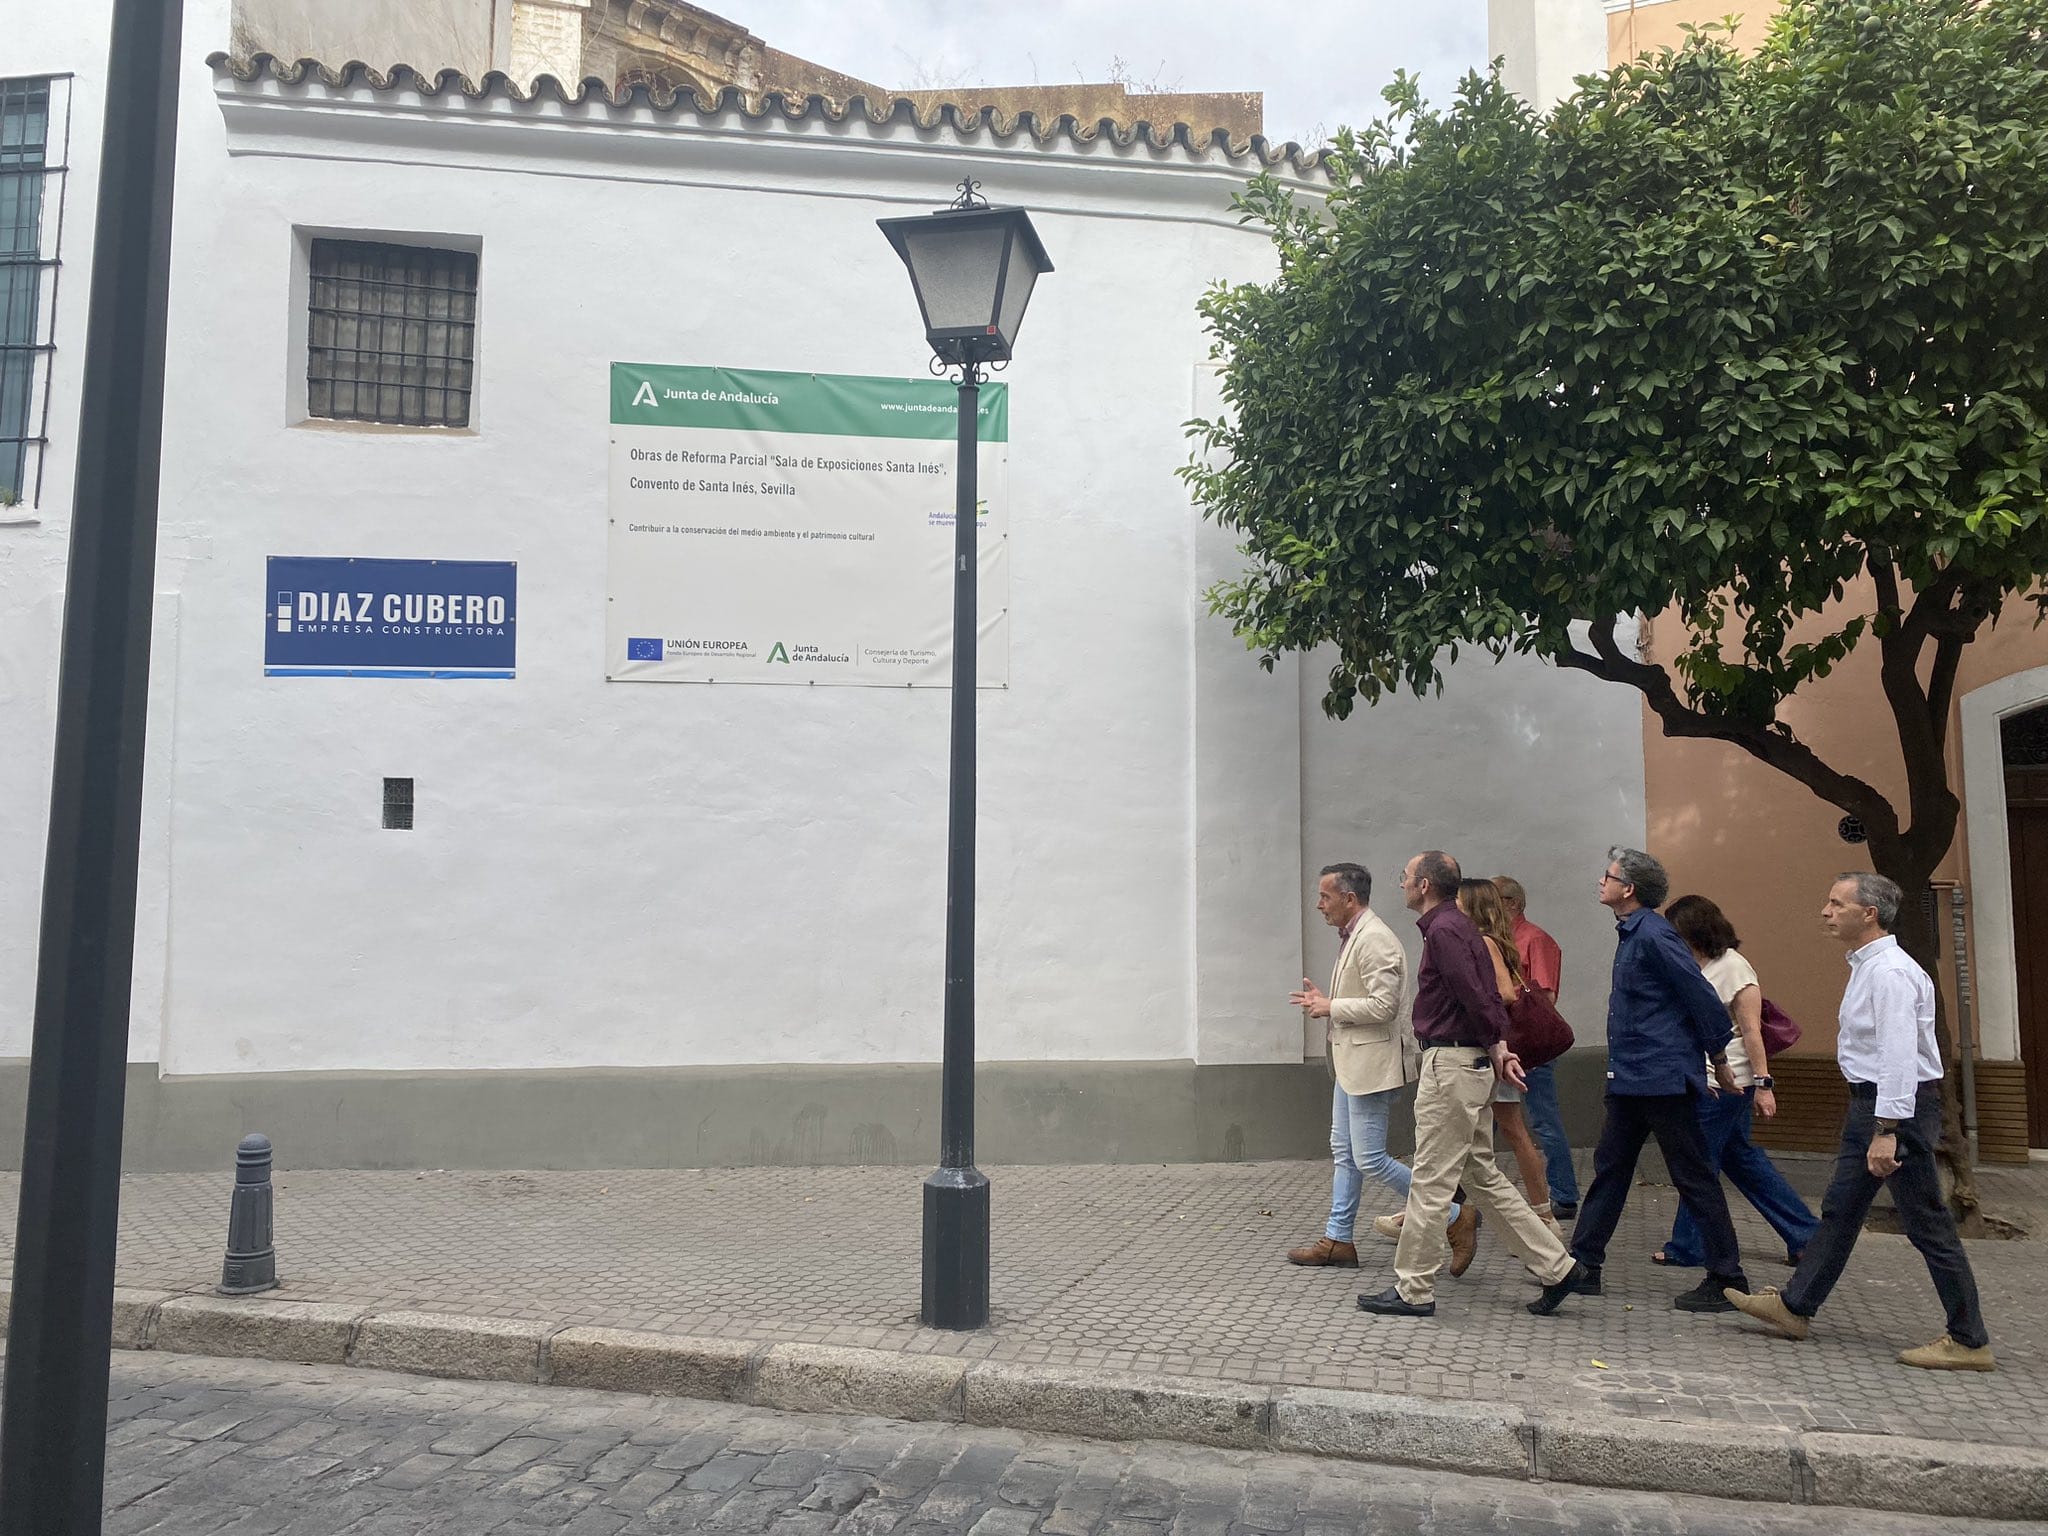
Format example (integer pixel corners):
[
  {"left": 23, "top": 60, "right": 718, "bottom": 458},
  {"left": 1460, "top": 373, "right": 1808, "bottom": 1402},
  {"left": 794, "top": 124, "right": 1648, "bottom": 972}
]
[
  {"left": 1570, "top": 1089, "right": 1749, "bottom": 1289},
  {"left": 1782, "top": 1081, "right": 1988, "bottom": 1348},
  {"left": 1663, "top": 1087, "right": 1818, "bottom": 1267}
]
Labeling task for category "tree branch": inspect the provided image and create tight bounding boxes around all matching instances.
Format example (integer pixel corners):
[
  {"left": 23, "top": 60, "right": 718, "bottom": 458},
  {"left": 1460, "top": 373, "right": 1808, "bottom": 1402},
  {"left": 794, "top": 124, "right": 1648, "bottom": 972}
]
[
  {"left": 1926, "top": 629, "right": 1967, "bottom": 742},
  {"left": 1554, "top": 617, "right": 1899, "bottom": 835}
]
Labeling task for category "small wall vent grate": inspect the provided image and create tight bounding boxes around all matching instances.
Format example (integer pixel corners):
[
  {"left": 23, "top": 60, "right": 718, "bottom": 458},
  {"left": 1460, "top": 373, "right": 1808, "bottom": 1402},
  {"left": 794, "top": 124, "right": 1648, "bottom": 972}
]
[{"left": 383, "top": 777, "right": 414, "bottom": 830}]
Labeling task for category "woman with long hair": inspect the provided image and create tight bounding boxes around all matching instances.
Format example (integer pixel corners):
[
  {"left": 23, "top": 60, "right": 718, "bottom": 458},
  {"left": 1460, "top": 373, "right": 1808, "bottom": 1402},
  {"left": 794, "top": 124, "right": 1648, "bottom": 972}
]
[
  {"left": 1459, "top": 877, "right": 1565, "bottom": 1239},
  {"left": 1654, "top": 895, "right": 1818, "bottom": 1268}
]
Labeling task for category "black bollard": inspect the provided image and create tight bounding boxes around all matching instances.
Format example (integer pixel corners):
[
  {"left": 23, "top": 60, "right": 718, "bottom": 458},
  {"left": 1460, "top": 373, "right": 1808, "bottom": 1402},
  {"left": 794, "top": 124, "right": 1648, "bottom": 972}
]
[{"left": 217, "top": 1134, "right": 279, "bottom": 1296}]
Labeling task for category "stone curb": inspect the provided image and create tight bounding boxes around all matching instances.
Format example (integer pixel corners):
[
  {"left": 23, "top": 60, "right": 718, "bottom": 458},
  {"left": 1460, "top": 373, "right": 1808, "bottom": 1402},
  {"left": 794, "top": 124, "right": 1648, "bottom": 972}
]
[
  {"left": 154, "top": 1293, "right": 364, "bottom": 1364},
  {"left": 349, "top": 1310, "right": 550, "bottom": 1384},
  {"left": 1270, "top": 1386, "right": 1527, "bottom": 1478},
  {"left": 80, "top": 1302, "right": 2048, "bottom": 1520},
  {"left": 965, "top": 1361, "right": 1270, "bottom": 1449}
]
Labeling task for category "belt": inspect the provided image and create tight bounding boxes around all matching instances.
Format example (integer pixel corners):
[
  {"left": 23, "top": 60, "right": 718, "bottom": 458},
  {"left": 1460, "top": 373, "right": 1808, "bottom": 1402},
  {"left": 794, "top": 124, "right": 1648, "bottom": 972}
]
[{"left": 1422, "top": 1040, "right": 1488, "bottom": 1051}]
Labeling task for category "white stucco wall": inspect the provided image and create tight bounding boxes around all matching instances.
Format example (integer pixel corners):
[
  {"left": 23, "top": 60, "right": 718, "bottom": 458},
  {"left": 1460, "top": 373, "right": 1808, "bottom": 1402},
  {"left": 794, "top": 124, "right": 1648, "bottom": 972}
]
[
  {"left": 1, "top": 1, "right": 1650, "bottom": 1088},
  {"left": 1488, "top": 0, "right": 1610, "bottom": 109},
  {"left": 0, "top": 0, "right": 182, "bottom": 1063},
  {"left": 1297, "top": 627, "right": 1650, "bottom": 1028},
  {"left": 113, "top": 2, "right": 1335, "bottom": 1078}
]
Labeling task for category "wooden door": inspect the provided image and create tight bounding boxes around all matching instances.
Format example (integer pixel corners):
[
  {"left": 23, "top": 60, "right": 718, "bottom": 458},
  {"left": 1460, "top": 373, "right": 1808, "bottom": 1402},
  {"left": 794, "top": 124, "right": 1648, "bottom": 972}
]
[{"left": 2005, "top": 770, "right": 2048, "bottom": 1146}]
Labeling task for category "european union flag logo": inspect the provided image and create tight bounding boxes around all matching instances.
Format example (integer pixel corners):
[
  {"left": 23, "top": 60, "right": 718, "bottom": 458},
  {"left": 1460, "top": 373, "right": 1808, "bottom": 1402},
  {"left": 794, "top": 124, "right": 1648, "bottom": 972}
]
[{"left": 626, "top": 637, "right": 663, "bottom": 661}]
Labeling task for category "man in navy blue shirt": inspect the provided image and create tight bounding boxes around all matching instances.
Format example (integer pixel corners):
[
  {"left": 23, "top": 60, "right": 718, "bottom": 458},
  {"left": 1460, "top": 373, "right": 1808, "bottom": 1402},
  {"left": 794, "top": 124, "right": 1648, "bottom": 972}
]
[{"left": 1568, "top": 847, "right": 1752, "bottom": 1310}]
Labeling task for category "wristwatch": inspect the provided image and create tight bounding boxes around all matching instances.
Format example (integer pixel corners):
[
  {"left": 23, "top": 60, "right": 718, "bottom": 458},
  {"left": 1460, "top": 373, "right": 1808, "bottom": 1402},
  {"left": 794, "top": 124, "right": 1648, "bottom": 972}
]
[
  {"left": 1874, "top": 1121, "right": 1900, "bottom": 1136},
  {"left": 1753, "top": 1075, "right": 1774, "bottom": 1089}
]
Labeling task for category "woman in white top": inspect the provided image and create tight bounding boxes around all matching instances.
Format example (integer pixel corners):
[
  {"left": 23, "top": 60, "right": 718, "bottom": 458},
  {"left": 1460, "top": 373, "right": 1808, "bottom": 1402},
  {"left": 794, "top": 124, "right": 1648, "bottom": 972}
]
[{"left": 1652, "top": 895, "right": 1819, "bottom": 1269}]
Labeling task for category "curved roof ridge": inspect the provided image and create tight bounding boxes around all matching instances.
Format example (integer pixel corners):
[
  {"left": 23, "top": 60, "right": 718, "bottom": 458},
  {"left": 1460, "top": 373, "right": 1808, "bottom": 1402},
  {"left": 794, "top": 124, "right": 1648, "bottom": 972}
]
[{"left": 206, "top": 50, "right": 1327, "bottom": 174}]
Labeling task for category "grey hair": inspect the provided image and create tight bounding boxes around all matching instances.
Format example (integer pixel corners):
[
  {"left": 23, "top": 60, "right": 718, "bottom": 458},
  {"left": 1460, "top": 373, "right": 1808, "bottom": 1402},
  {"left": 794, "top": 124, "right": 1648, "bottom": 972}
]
[
  {"left": 1837, "top": 871, "right": 1903, "bottom": 931},
  {"left": 1320, "top": 862, "right": 1372, "bottom": 906},
  {"left": 1607, "top": 846, "right": 1670, "bottom": 910}
]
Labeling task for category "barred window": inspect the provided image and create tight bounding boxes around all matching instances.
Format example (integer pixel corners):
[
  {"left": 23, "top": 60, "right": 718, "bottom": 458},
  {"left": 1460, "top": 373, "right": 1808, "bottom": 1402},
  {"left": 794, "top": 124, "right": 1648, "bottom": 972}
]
[
  {"left": 307, "top": 238, "right": 477, "bottom": 428},
  {"left": 2, "top": 75, "right": 68, "bottom": 507}
]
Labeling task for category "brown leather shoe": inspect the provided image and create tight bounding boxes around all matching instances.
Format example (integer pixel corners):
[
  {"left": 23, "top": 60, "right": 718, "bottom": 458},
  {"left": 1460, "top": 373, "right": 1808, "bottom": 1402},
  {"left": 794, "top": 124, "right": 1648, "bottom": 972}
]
[
  {"left": 1286, "top": 1237, "right": 1359, "bottom": 1267},
  {"left": 1446, "top": 1204, "right": 1481, "bottom": 1278}
]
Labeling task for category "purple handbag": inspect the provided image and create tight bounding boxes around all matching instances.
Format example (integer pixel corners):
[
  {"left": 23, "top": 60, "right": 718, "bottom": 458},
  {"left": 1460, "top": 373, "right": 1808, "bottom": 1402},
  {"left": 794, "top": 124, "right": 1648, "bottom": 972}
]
[
  {"left": 1507, "top": 986, "right": 1574, "bottom": 1071},
  {"left": 1759, "top": 997, "right": 1801, "bottom": 1058}
]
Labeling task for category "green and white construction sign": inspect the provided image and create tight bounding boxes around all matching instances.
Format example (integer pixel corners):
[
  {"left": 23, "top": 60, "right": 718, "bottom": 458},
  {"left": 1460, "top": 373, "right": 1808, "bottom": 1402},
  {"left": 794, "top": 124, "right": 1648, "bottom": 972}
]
[{"left": 606, "top": 363, "right": 1009, "bottom": 687}]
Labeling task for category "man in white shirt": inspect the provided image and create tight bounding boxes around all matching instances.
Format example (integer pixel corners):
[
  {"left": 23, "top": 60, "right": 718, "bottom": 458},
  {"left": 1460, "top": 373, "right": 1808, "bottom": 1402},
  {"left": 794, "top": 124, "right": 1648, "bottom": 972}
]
[{"left": 1724, "top": 873, "right": 1992, "bottom": 1371}]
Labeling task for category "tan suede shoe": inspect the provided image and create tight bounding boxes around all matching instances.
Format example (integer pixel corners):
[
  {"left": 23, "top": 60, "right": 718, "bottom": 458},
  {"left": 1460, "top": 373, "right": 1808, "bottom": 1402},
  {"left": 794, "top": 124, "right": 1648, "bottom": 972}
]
[
  {"left": 1447, "top": 1204, "right": 1481, "bottom": 1278},
  {"left": 1286, "top": 1236, "right": 1359, "bottom": 1267},
  {"left": 1371, "top": 1213, "right": 1405, "bottom": 1240},
  {"left": 1723, "top": 1286, "right": 1810, "bottom": 1340},
  {"left": 1898, "top": 1334, "right": 1996, "bottom": 1372}
]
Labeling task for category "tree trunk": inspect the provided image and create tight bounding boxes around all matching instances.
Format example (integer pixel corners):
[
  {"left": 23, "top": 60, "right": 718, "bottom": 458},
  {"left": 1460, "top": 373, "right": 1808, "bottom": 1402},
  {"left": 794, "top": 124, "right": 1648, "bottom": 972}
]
[{"left": 1865, "top": 842, "right": 1984, "bottom": 1234}]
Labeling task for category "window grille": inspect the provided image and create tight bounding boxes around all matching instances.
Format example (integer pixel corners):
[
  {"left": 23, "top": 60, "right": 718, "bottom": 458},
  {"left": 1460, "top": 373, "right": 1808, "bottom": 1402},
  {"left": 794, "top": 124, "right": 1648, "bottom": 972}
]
[
  {"left": 1, "top": 75, "right": 69, "bottom": 508},
  {"left": 382, "top": 777, "right": 415, "bottom": 830},
  {"left": 307, "top": 238, "right": 477, "bottom": 428}
]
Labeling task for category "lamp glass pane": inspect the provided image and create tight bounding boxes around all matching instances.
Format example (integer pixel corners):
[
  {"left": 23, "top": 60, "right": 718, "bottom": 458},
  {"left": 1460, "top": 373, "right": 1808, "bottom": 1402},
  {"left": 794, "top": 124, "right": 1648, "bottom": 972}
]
[
  {"left": 995, "top": 239, "right": 1042, "bottom": 349},
  {"left": 902, "top": 222, "right": 1007, "bottom": 332}
]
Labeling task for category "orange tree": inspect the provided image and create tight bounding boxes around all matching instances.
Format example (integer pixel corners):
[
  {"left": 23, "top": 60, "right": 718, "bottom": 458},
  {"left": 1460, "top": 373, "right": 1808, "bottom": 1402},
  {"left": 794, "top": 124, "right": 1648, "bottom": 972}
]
[{"left": 1185, "top": 0, "right": 2048, "bottom": 1213}]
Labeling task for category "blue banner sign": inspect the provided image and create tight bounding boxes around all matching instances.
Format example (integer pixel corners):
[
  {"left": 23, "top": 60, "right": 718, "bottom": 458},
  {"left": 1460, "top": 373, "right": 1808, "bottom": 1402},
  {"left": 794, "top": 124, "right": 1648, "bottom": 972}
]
[{"left": 265, "top": 556, "right": 517, "bottom": 678}]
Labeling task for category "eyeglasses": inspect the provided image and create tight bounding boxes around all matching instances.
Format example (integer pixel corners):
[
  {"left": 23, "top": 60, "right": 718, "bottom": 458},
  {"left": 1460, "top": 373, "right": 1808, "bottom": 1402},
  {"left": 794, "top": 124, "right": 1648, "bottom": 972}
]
[{"left": 1599, "top": 872, "right": 1625, "bottom": 886}]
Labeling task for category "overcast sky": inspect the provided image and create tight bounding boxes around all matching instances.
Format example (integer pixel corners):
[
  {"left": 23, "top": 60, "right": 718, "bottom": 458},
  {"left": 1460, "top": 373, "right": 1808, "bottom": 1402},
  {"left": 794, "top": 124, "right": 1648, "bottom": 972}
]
[{"left": 760, "top": 2, "right": 1493, "bottom": 149}]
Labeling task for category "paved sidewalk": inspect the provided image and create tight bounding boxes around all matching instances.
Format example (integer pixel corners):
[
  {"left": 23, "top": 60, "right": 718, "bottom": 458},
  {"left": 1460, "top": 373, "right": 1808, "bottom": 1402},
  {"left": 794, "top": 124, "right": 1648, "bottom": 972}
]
[{"left": 2, "top": 1156, "right": 2039, "bottom": 1456}]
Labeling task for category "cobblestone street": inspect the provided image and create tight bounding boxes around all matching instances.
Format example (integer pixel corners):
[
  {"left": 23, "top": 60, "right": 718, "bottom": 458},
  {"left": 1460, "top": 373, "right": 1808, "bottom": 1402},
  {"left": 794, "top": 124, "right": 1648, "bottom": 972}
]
[
  {"left": 42, "top": 1350, "right": 2024, "bottom": 1535},
  {"left": 5, "top": 1158, "right": 2037, "bottom": 1452}
]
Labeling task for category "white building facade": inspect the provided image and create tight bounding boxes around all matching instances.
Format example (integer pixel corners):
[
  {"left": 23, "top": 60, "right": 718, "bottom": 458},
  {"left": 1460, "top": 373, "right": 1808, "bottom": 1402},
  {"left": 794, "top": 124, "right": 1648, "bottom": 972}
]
[{"left": 0, "top": 0, "right": 1647, "bottom": 1170}]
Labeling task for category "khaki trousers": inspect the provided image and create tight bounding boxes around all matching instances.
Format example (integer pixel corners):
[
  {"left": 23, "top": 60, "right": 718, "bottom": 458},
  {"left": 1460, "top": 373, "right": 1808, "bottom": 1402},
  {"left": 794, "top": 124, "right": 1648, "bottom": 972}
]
[{"left": 1394, "top": 1047, "right": 1574, "bottom": 1304}]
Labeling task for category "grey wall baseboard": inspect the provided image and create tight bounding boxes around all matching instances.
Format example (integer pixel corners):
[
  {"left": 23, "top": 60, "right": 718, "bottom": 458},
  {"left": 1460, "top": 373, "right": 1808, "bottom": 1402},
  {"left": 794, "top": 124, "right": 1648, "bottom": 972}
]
[{"left": 0, "top": 1053, "right": 1618, "bottom": 1173}]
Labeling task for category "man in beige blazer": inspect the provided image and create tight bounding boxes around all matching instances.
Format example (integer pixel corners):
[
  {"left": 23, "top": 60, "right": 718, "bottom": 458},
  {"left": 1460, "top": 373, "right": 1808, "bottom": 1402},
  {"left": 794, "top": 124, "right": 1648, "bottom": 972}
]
[{"left": 1288, "top": 862, "right": 1460, "bottom": 1267}]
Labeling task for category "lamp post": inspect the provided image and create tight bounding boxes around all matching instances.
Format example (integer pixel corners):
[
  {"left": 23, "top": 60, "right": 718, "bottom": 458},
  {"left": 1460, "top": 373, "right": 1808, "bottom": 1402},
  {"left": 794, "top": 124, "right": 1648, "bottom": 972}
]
[
  {"left": 1, "top": 1, "right": 184, "bottom": 1531},
  {"left": 878, "top": 182, "right": 1051, "bottom": 1331}
]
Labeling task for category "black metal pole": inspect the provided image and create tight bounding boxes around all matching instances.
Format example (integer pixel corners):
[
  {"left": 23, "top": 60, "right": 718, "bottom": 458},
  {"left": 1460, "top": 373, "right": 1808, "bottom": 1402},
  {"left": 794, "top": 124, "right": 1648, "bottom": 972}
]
[
  {"left": 0, "top": 3, "right": 183, "bottom": 1532},
  {"left": 920, "top": 369, "right": 989, "bottom": 1330}
]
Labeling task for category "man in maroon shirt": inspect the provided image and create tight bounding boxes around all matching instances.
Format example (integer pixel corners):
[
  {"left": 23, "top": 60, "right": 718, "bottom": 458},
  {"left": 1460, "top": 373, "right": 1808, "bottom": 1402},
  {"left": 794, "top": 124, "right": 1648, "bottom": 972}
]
[{"left": 1359, "top": 851, "right": 1592, "bottom": 1319}]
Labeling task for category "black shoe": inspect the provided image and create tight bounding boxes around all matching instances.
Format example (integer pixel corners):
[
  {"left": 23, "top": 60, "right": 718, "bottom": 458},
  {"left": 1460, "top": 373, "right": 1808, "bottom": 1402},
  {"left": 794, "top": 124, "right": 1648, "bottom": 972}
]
[
  {"left": 1572, "top": 1263, "right": 1602, "bottom": 1296},
  {"left": 1357, "top": 1286, "right": 1435, "bottom": 1318},
  {"left": 1674, "top": 1277, "right": 1738, "bottom": 1312},
  {"left": 1552, "top": 1202, "right": 1579, "bottom": 1220},
  {"left": 1528, "top": 1262, "right": 1591, "bottom": 1316}
]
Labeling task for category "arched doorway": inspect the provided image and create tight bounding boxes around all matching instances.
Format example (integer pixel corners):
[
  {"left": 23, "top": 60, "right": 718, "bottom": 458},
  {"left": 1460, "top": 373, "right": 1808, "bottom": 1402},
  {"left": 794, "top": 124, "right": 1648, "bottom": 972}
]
[{"left": 2002, "top": 703, "right": 2048, "bottom": 1147}]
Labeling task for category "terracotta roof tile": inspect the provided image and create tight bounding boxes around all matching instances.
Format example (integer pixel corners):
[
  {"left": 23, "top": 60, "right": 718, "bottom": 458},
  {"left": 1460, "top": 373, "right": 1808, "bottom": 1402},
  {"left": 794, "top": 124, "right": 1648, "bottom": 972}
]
[{"left": 207, "top": 52, "right": 1328, "bottom": 175}]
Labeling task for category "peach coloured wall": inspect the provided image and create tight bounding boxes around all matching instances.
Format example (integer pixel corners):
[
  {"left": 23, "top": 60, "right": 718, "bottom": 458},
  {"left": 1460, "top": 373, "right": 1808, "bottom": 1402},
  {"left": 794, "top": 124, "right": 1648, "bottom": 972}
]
[
  {"left": 1608, "top": 0, "right": 1783, "bottom": 65},
  {"left": 1640, "top": 586, "right": 2048, "bottom": 1058}
]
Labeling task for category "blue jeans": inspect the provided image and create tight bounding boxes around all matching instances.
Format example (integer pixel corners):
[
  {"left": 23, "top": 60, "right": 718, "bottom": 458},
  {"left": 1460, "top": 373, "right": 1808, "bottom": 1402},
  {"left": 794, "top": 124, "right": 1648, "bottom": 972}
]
[
  {"left": 1663, "top": 1086, "right": 1818, "bottom": 1267},
  {"left": 1325, "top": 1080, "right": 1429, "bottom": 1241},
  {"left": 1522, "top": 1061, "right": 1580, "bottom": 1207}
]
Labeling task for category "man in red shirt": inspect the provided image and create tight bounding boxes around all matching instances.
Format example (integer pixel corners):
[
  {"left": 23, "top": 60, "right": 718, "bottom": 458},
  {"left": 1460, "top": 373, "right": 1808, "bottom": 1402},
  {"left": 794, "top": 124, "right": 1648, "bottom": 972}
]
[{"left": 1494, "top": 876, "right": 1580, "bottom": 1218}]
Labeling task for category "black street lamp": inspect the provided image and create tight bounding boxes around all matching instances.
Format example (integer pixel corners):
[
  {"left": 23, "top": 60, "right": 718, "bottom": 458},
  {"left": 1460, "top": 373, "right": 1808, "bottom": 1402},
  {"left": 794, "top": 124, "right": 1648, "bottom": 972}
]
[{"left": 878, "top": 182, "right": 1051, "bottom": 1331}]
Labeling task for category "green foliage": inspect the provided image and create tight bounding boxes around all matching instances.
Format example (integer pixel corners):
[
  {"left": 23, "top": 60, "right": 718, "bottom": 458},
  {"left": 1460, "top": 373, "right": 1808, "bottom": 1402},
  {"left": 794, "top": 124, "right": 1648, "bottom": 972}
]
[{"left": 1186, "top": 0, "right": 2048, "bottom": 726}]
